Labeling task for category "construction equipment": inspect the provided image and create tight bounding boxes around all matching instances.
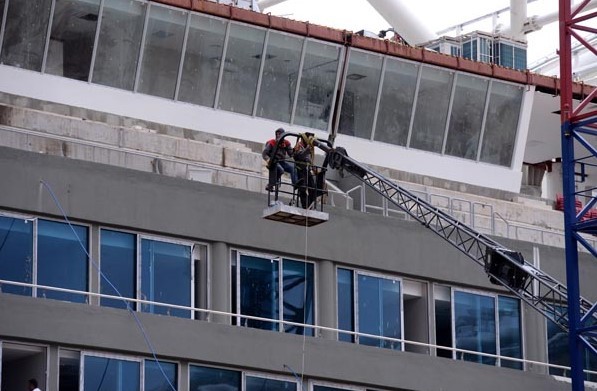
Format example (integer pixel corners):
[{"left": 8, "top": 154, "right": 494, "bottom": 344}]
[{"left": 264, "top": 132, "right": 597, "bottom": 352}]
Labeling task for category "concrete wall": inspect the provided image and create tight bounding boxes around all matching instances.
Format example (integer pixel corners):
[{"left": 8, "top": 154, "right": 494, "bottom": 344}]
[{"left": 0, "top": 147, "right": 593, "bottom": 391}]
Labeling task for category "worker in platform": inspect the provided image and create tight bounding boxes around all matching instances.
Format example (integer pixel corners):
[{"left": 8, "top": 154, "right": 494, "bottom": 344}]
[
  {"left": 263, "top": 128, "right": 297, "bottom": 191},
  {"left": 293, "top": 133, "right": 317, "bottom": 209}
]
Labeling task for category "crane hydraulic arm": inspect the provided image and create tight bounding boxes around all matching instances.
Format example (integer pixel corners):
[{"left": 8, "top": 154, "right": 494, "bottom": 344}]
[{"left": 312, "top": 137, "right": 597, "bottom": 352}]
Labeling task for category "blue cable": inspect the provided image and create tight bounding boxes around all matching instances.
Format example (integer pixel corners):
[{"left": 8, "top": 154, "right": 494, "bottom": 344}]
[{"left": 40, "top": 180, "right": 176, "bottom": 391}]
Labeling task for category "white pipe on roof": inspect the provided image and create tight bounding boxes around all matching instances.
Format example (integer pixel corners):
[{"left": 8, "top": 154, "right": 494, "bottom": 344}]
[
  {"left": 365, "top": 0, "right": 437, "bottom": 45},
  {"left": 257, "top": 0, "right": 289, "bottom": 9},
  {"left": 510, "top": 0, "right": 527, "bottom": 42}
]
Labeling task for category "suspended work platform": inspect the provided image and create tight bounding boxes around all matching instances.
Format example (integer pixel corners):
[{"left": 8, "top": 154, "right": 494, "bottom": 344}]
[{"left": 262, "top": 203, "right": 329, "bottom": 227}]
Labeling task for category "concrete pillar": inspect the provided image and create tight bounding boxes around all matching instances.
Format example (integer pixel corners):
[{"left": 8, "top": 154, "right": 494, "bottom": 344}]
[
  {"left": 211, "top": 242, "right": 231, "bottom": 325},
  {"left": 179, "top": 363, "right": 190, "bottom": 391},
  {"left": 48, "top": 345, "right": 59, "bottom": 391},
  {"left": 317, "top": 260, "right": 336, "bottom": 340}
]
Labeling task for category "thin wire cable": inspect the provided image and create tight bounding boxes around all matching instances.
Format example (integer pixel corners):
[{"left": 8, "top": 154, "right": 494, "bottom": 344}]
[
  {"left": 39, "top": 180, "right": 176, "bottom": 391},
  {"left": 299, "top": 176, "right": 311, "bottom": 390}
]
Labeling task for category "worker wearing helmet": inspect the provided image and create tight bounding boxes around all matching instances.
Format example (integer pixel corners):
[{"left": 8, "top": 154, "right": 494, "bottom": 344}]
[{"left": 262, "top": 128, "right": 297, "bottom": 191}]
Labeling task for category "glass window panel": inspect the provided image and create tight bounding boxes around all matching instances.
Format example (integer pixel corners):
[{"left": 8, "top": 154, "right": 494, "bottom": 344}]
[
  {"left": 84, "top": 356, "right": 140, "bottom": 391},
  {"left": 337, "top": 268, "right": 354, "bottom": 342},
  {"left": 189, "top": 365, "right": 241, "bottom": 391},
  {"left": 218, "top": 23, "right": 265, "bottom": 115},
  {"left": 498, "top": 296, "right": 522, "bottom": 370},
  {"left": 462, "top": 42, "right": 472, "bottom": 60},
  {"left": 547, "top": 306, "right": 597, "bottom": 381},
  {"left": 445, "top": 74, "right": 488, "bottom": 160},
  {"left": 314, "top": 386, "right": 346, "bottom": 391},
  {"left": 357, "top": 274, "right": 401, "bottom": 350},
  {"left": 141, "top": 239, "right": 191, "bottom": 318},
  {"left": 256, "top": 32, "right": 303, "bottom": 123},
  {"left": 100, "top": 229, "right": 136, "bottom": 309},
  {"left": 514, "top": 47, "right": 526, "bottom": 70},
  {"left": 410, "top": 67, "right": 454, "bottom": 153},
  {"left": 145, "top": 360, "right": 177, "bottom": 391},
  {"left": 0, "top": 216, "right": 33, "bottom": 296},
  {"left": 547, "top": 315, "right": 570, "bottom": 377},
  {"left": 92, "top": 0, "right": 146, "bottom": 90},
  {"left": 454, "top": 291, "right": 496, "bottom": 365},
  {"left": 374, "top": 58, "right": 418, "bottom": 146},
  {"left": 59, "top": 350, "right": 80, "bottom": 391},
  {"left": 282, "top": 259, "right": 314, "bottom": 336},
  {"left": 246, "top": 376, "right": 296, "bottom": 391},
  {"left": 178, "top": 14, "right": 227, "bottom": 107},
  {"left": 338, "top": 50, "right": 383, "bottom": 139},
  {"left": 37, "top": 220, "right": 88, "bottom": 303},
  {"left": 0, "top": 0, "right": 52, "bottom": 70},
  {"left": 480, "top": 82, "right": 523, "bottom": 166},
  {"left": 239, "top": 254, "right": 279, "bottom": 331},
  {"left": 294, "top": 41, "right": 341, "bottom": 130},
  {"left": 137, "top": 5, "right": 186, "bottom": 99},
  {"left": 434, "top": 296, "right": 452, "bottom": 358},
  {"left": 45, "top": 0, "right": 100, "bottom": 81}
]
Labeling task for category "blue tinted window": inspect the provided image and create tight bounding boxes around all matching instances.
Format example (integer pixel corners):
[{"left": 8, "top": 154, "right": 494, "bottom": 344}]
[
  {"left": 283, "top": 259, "right": 314, "bottom": 336},
  {"left": 337, "top": 269, "right": 402, "bottom": 349},
  {"left": 246, "top": 376, "right": 296, "bottom": 391},
  {"left": 37, "top": 220, "right": 88, "bottom": 303},
  {"left": 239, "top": 255, "right": 279, "bottom": 331},
  {"left": 237, "top": 254, "right": 315, "bottom": 334},
  {"left": 454, "top": 291, "right": 496, "bottom": 365},
  {"left": 498, "top": 296, "right": 522, "bottom": 369},
  {"left": 358, "top": 274, "right": 401, "bottom": 349},
  {"left": 514, "top": 47, "right": 527, "bottom": 70},
  {"left": 100, "top": 229, "right": 136, "bottom": 309},
  {"left": 141, "top": 239, "right": 191, "bottom": 318},
  {"left": 145, "top": 360, "right": 177, "bottom": 391},
  {"left": 84, "top": 356, "right": 140, "bottom": 391},
  {"left": 0, "top": 216, "right": 33, "bottom": 296},
  {"left": 462, "top": 42, "right": 472, "bottom": 60},
  {"left": 189, "top": 365, "right": 241, "bottom": 391},
  {"left": 547, "top": 306, "right": 597, "bottom": 381},
  {"left": 337, "top": 268, "right": 354, "bottom": 342},
  {"left": 313, "top": 386, "right": 346, "bottom": 391}
]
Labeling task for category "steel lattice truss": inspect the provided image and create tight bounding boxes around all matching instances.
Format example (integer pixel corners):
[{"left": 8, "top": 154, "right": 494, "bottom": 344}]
[
  {"left": 559, "top": 1, "right": 597, "bottom": 387},
  {"left": 326, "top": 147, "right": 597, "bottom": 354}
]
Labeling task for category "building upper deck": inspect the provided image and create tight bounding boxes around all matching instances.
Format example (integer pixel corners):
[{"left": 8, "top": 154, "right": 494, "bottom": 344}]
[{"left": 0, "top": 0, "right": 595, "bottom": 195}]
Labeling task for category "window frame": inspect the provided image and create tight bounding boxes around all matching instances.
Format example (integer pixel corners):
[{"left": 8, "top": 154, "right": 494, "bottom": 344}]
[
  {"left": 233, "top": 249, "right": 317, "bottom": 333},
  {"left": 0, "top": 212, "right": 91, "bottom": 302},
  {"left": 450, "top": 287, "right": 525, "bottom": 368},
  {"left": 98, "top": 227, "right": 201, "bottom": 318},
  {"left": 309, "top": 379, "right": 364, "bottom": 391},
  {"left": 243, "top": 371, "right": 298, "bottom": 391},
  {"left": 81, "top": 351, "right": 143, "bottom": 391},
  {"left": 336, "top": 266, "right": 404, "bottom": 349}
]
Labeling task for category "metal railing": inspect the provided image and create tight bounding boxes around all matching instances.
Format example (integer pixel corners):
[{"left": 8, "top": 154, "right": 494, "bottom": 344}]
[
  {"left": 0, "top": 124, "right": 575, "bottom": 248},
  {"left": 2, "top": 279, "right": 596, "bottom": 380}
]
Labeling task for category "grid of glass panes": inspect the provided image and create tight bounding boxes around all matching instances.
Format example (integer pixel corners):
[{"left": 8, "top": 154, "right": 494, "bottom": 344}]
[
  {"left": 0, "top": 0, "right": 524, "bottom": 167},
  {"left": 100, "top": 229, "right": 193, "bottom": 318},
  {"left": 434, "top": 287, "right": 523, "bottom": 369},
  {"left": 232, "top": 252, "right": 315, "bottom": 335},
  {"left": 0, "top": 214, "right": 89, "bottom": 303},
  {"left": 337, "top": 268, "right": 402, "bottom": 350}
]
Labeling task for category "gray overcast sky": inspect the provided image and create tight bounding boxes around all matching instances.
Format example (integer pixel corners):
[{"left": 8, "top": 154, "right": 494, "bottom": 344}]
[{"left": 266, "top": 0, "right": 561, "bottom": 67}]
